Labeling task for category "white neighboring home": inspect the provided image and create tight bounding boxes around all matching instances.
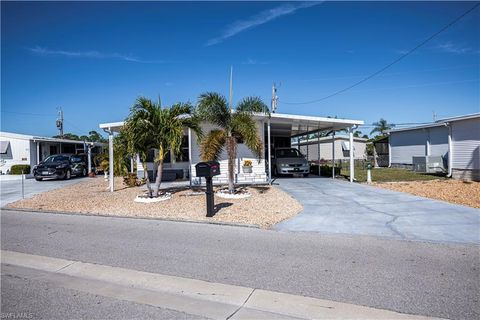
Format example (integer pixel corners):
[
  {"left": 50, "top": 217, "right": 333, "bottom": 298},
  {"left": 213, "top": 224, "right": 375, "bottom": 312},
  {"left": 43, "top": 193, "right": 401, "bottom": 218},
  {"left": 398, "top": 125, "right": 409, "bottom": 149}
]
[
  {"left": 292, "top": 135, "right": 368, "bottom": 163},
  {"left": 0, "top": 131, "right": 105, "bottom": 175},
  {"left": 100, "top": 112, "right": 364, "bottom": 192},
  {"left": 388, "top": 113, "right": 480, "bottom": 181}
]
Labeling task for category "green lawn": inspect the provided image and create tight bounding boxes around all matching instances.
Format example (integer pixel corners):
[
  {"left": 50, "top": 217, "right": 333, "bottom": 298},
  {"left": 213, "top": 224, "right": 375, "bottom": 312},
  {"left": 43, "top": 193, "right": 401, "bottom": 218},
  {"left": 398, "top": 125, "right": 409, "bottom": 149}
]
[{"left": 340, "top": 167, "right": 446, "bottom": 183}]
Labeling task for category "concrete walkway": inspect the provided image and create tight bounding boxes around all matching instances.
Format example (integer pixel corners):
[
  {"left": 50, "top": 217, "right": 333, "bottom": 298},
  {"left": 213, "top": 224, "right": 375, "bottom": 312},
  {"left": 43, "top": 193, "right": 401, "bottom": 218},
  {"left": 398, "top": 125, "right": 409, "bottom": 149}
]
[{"left": 275, "top": 177, "right": 480, "bottom": 244}]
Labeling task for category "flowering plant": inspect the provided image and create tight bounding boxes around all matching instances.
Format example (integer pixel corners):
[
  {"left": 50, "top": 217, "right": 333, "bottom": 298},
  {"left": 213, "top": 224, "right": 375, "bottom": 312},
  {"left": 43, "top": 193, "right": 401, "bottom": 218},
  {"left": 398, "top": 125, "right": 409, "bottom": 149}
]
[{"left": 243, "top": 160, "right": 252, "bottom": 167}]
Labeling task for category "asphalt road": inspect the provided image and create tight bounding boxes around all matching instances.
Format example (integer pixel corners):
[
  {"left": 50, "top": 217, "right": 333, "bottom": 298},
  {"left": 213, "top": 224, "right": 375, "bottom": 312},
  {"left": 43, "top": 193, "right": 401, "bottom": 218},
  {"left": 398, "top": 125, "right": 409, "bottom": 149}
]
[{"left": 1, "top": 209, "right": 479, "bottom": 320}]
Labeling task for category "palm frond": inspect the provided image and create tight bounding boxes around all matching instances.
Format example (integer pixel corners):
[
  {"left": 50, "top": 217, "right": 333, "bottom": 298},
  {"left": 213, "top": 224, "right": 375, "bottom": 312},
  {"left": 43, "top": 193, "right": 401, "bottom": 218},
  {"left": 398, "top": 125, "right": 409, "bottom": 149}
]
[
  {"left": 197, "top": 92, "right": 231, "bottom": 129},
  {"left": 236, "top": 96, "right": 269, "bottom": 114},
  {"left": 231, "top": 112, "right": 262, "bottom": 160},
  {"left": 199, "top": 130, "right": 226, "bottom": 161}
]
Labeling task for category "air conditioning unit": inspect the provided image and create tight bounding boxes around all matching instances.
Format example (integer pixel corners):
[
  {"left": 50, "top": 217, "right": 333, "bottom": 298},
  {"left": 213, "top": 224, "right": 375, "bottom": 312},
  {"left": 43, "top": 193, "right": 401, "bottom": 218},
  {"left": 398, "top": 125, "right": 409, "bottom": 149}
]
[{"left": 412, "top": 156, "right": 446, "bottom": 173}]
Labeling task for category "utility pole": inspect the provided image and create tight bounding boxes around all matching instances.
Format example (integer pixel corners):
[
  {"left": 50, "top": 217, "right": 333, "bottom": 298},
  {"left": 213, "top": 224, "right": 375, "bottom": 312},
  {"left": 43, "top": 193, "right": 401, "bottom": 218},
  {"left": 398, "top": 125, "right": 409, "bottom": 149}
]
[
  {"left": 271, "top": 83, "right": 278, "bottom": 113},
  {"left": 432, "top": 111, "right": 437, "bottom": 122},
  {"left": 229, "top": 66, "right": 233, "bottom": 111},
  {"left": 56, "top": 107, "right": 64, "bottom": 138}
]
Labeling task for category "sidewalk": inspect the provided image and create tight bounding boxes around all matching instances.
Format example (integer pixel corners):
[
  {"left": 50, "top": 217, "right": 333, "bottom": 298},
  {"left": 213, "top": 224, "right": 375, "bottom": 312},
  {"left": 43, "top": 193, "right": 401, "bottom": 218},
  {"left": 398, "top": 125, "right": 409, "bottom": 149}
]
[{"left": 2, "top": 250, "right": 440, "bottom": 320}]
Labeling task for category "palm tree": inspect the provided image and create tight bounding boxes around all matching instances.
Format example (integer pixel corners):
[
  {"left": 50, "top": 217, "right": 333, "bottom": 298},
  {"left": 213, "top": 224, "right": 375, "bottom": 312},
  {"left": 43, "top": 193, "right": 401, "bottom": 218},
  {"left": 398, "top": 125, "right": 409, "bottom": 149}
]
[
  {"left": 124, "top": 97, "right": 201, "bottom": 197},
  {"left": 370, "top": 118, "right": 393, "bottom": 136},
  {"left": 197, "top": 92, "right": 265, "bottom": 194}
]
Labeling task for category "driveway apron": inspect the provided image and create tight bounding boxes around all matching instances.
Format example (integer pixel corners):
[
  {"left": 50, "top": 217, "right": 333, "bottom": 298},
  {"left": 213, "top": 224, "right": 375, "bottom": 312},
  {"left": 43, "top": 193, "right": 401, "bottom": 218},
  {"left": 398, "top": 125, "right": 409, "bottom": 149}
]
[{"left": 274, "top": 177, "right": 480, "bottom": 244}]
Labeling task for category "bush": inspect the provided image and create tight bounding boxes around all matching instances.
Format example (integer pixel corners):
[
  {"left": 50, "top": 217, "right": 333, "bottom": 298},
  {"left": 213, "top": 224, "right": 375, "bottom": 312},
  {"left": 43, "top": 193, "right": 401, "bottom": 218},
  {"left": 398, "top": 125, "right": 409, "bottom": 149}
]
[
  {"left": 10, "top": 165, "right": 31, "bottom": 175},
  {"left": 123, "top": 173, "right": 144, "bottom": 187},
  {"left": 319, "top": 165, "right": 341, "bottom": 177}
]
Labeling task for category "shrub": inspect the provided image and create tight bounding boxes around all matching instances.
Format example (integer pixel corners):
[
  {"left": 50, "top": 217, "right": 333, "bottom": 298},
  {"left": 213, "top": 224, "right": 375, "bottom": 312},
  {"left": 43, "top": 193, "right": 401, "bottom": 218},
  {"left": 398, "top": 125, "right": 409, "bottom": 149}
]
[
  {"left": 123, "top": 173, "right": 144, "bottom": 187},
  {"left": 319, "top": 165, "right": 341, "bottom": 177},
  {"left": 10, "top": 165, "right": 31, "bottom": 175}
]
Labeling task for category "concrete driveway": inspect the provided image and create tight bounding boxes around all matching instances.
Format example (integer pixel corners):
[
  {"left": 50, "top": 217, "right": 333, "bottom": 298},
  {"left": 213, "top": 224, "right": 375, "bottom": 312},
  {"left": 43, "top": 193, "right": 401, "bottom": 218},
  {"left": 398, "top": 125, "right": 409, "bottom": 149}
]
[
  {"left": 0, "top": 175, "right": 87, "bottom": 206},
  {"left": 275, "top": 177, "right": 480, "bottom": 244}
]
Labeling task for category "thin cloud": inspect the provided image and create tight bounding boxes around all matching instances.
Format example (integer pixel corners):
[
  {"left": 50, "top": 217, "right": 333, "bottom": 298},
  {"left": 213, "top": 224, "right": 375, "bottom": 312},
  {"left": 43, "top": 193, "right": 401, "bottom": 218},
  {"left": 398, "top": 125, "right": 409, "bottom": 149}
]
[
  {"left": 28, "top": 46, "right": 165, "bottom": 64},
  {"left": 205, "top": 1, "right": 321, "bottom": 46},
  {"left": 435, "top": 42, "right": 479, "bottom": 55},
  {"left": 242, "top": 58, "right": 269, "bottom": 65}
]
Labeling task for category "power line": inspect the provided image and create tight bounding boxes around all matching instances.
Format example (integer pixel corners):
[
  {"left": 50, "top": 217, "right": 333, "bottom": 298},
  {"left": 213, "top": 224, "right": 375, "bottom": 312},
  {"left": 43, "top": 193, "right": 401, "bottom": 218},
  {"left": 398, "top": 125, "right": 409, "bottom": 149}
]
[
  {"left": 1, "top": 110, "right": 56, "bottom": 117},
  {"left": 283, "top": 2, "right": 480, "bottom": 105}
]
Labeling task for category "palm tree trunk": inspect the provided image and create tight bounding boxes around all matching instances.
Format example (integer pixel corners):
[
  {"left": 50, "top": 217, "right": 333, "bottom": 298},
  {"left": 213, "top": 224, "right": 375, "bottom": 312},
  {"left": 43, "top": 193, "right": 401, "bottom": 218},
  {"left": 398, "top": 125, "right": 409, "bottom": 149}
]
[
  {"left": 227, "top": 136, "right": 236, "bottom": 194},
  {"left": 154, "top": 160, "right": 164, "bottom": 196},
  {"left": 142, "top": 161, "right": 153, "bottom": 197}
]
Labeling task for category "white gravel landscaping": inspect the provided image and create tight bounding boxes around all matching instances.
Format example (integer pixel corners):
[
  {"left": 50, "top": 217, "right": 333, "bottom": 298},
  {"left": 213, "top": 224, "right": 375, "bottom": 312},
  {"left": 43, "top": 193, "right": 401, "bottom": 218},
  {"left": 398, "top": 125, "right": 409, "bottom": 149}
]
[{"left": 7, "top": 177, "right": 302, "bottom": 229}]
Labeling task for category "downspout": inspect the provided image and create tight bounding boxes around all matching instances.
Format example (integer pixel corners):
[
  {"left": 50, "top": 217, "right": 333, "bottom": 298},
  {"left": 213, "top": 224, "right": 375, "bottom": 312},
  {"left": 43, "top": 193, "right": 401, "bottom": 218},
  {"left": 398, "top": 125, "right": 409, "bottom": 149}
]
[{"left": 446, "top": 122, "right": 453, "bottom": 177}]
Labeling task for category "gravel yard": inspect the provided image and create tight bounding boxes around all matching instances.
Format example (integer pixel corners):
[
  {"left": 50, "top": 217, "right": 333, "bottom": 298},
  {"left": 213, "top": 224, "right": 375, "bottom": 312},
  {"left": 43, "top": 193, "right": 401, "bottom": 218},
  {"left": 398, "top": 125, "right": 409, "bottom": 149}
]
[
  {"left": 6, "top": 177, "right": 302, "bottom": 228},
  {"left": 374, "top": 179, "right": 480, "bottom": 208}
]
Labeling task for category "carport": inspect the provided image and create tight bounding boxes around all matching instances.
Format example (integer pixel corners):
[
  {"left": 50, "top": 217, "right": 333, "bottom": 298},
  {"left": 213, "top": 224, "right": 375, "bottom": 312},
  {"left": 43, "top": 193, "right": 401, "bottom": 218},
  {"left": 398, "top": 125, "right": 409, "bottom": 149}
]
[
  {"left": 258, "top": 113, "right": 364, "bottom": 182},
  {"left": 100, "top": 113, "right": 364, "bottom": 192}
]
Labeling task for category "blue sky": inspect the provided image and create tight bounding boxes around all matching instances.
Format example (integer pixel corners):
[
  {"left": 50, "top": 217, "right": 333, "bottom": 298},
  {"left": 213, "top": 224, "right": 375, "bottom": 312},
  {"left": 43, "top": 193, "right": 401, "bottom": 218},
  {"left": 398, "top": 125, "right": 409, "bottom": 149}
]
[{"left": 1, "top": 1, "right": 479, "bottom": 137}]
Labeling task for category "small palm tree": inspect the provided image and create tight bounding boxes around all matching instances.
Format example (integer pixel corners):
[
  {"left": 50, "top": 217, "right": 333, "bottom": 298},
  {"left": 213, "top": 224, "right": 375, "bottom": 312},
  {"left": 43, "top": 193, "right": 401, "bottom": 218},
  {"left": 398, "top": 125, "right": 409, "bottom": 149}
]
[
  {"left": 124, "top": 97, "right": 201, "bottom": 197},
  {"left": 370, "top": 118, "right": 393, "bottom": 136},
  {"left": 197, "top": 92, "right": 266, "bottom": 194}
]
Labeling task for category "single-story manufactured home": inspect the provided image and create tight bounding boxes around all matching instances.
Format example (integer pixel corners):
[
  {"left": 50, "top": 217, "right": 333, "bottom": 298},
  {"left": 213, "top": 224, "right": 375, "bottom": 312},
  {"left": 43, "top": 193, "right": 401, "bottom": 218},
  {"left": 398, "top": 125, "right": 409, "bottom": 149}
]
[
  {"left": 0, "top": 131, "right": 105, "bottom": 174},
  {"left": 292, "top": 135, "right": 367, "bottom": 163},
  {"left": 388, "top": 113, "right": 479, "bottom": 181},
  {"left": 99, "top": 112, "right": 364, "bottom": 191}
]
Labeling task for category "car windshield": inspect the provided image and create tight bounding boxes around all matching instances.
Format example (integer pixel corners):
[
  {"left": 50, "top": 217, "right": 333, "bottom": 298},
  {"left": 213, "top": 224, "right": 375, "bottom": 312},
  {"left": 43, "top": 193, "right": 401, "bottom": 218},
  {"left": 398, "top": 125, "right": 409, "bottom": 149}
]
[
  {"left": 43, "top": 155, "right": 68, "bottom": 163},
  {"left": 276, "top": 148, "right": 302, "bottom": 158}
]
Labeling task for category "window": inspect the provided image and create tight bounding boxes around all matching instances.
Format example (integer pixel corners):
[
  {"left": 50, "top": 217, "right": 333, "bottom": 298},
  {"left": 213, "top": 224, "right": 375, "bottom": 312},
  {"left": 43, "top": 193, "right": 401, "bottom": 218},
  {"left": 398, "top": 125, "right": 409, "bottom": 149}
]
[
  {"left": 44, "top": 155, "right": 68, "bottom": 163},
  {"left": 275, "top": 148, "right": 303, "bottom": 158},
  {"left": 70, "top": 156, "right": 83, "bottom": 163}
]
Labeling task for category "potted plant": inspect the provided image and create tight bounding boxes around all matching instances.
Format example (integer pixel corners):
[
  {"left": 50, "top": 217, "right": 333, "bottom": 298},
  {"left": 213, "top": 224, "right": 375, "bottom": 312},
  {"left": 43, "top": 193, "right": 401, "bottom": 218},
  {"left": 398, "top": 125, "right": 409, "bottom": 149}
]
[{"left": 242, "top": 160, "right": 253, "bottom": 173}]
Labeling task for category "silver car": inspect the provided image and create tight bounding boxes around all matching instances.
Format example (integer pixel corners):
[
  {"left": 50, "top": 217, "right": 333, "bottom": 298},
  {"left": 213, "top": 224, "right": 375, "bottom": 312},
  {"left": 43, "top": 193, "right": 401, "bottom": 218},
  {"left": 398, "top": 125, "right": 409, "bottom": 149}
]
[{"left": 272, "top": 148, "right": 309, "bottom": 177}]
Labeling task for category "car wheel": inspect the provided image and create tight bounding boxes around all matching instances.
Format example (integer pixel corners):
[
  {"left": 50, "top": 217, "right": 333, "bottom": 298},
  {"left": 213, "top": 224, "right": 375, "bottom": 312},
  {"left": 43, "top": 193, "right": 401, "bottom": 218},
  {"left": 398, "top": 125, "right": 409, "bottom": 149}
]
[
  {"left": 35, "top": 177, "right": 42, "bottom": 181},
  {"left": 64, "top": 170, "right": 71, "bottom": 180}
]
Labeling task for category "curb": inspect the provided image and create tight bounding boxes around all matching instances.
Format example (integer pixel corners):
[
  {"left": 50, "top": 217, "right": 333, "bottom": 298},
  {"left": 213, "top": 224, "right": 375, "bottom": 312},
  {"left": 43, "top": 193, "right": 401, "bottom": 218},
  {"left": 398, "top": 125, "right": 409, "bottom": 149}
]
[{"left": 0, "top": 207, "right": 261, "bottom": 229}]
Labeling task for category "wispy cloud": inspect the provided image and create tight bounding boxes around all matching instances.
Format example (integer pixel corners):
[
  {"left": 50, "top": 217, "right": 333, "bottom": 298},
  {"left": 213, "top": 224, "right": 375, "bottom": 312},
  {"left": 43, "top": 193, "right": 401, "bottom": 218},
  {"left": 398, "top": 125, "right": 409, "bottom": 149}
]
[
  {"left": 28, "top": 46, "right": 165, "bottom": 64},
  {"left": 205, "top": 1, "right": 322, "bottom": 46},
  {"left": 435, "top": 42, "right": 479, "bottom": 55},
  {"left": 242, "top": 58, "right": 269, "bottom": 65}
]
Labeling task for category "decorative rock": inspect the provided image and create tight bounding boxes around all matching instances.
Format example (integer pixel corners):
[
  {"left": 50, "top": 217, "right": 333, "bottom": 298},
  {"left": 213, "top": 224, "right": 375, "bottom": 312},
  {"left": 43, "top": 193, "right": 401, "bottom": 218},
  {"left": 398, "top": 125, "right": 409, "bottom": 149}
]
[{"left": 134, "top": 192, "right": 172, "bottom": 203}]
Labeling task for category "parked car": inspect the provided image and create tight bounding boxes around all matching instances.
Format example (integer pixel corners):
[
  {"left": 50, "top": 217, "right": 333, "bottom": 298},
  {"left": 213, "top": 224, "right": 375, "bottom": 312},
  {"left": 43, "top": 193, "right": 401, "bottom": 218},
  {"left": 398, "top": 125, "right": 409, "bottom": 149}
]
[
  {"left": 272, "top": 147, "right": 309, "bottom": 177},
  {"left": 33, "top": 154, "right": 87, "bottom": 181}
]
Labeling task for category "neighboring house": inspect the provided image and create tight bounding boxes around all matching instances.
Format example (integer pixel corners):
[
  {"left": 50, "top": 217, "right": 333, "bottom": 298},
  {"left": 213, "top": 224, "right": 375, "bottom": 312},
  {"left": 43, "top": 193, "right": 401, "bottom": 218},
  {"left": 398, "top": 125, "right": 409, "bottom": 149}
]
[
  {"left": 0, "top": 131, "right": 105, "bottom": 174},
  {"left": 291, "top": 135, "right": 367, "bottom": 163},
  {"left": 100, "top": 112, "right": 364, "bottom": 191},
  {"left": 388, "top": 113, "right": 480, "bottom": 181}
]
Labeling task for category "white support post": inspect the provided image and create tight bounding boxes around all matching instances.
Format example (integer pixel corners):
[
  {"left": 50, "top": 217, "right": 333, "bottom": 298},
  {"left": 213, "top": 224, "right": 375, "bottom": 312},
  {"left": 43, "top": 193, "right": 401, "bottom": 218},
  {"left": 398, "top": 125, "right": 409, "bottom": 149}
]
[
  {"left": 267, "top": 119, "right": 272, "bottom": 182},
  {"left": 130, "top": 156, "right": 134, "bottom": 173},
  {"left": 188, "top": 128, "right": 192, "bottom": 186},
  {"left": 87, "top": 145, "right": 92, "bottom": 174},
  {"left": 332, "top": 132, "right": 335, "bottom": 179},
  {"left": 36, "top": 142, "right": 40, "bottom": 164},
  {"left": 108, "top": 132, "right": 114, "bottom": 192},
  {"left": 349, "top": 127, "right": 354, "bottom": 182},
  {"left": 447, "top": 123, "right": 453, "bottom": 177},
  {"left": 388, "top": 137, "right": 392, "bottom": 167},
  {"left": 317, "top": 130, "right": 320, "bottom": 171}
]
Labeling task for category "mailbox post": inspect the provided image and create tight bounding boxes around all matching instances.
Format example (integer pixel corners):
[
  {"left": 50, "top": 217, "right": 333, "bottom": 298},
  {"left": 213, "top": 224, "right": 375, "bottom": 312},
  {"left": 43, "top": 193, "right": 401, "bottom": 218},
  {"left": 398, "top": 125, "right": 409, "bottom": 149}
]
[{"left": 195, "top": 161, "right": 221, "bottom": 217}]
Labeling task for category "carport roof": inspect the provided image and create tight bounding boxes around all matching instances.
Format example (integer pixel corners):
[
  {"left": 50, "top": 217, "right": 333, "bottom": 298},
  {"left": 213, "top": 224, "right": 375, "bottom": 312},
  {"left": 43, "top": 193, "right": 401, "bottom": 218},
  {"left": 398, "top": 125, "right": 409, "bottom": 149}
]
[{"left": 99, "top": 112, "right": 364, "bottom": 136}]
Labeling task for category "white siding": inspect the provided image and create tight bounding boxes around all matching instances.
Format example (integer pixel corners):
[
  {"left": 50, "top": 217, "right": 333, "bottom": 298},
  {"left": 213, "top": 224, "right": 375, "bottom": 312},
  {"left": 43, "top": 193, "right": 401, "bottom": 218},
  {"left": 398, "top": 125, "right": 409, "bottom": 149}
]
[
  {"left": 190, "top": 122, "right": 266, "bottom": 184},
  {"left": 295, "top": 137, "right": 366, "bottom": 161},
  {"left": 452, "top": 118, "right": 480, "bottom": 170},
  {"left": 428, "top": 126, "right": 448, "bottom": 158},
  {"left": 390, "top": 129, "right": 427, "bottom": 164},
  {"left": 0, "top": 135, "right": 32, "bottom": 173}
]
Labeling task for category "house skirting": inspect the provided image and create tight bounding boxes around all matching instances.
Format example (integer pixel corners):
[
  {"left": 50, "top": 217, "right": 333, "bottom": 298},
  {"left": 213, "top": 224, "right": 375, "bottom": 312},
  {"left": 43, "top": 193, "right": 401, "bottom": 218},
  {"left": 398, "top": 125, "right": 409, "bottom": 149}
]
[
  {"left": 390, "top": 163, "right": 413, "bottom": 169},
  {"left": 452, "top": 169, "right": 480, "bottom": 182}
]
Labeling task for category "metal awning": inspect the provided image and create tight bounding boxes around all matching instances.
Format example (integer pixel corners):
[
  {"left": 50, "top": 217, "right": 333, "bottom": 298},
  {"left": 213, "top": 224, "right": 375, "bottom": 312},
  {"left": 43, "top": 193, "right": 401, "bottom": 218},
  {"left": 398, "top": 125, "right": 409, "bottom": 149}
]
[{"left": 0, "top": 140, "right": 10, "bottom": 154}]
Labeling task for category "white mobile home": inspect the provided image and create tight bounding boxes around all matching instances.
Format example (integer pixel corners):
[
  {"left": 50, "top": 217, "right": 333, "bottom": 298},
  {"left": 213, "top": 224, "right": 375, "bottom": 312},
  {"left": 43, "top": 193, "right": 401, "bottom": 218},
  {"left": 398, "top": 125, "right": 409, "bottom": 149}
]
[
  {"left": 100, "top": 112, "right": 364, "bottom": 191},
  {"left": 388, "top": 113, "right": 480, "bottom": 181},
  {"left": 0, "top": 131, "right": 105, "bottom": 174}
]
